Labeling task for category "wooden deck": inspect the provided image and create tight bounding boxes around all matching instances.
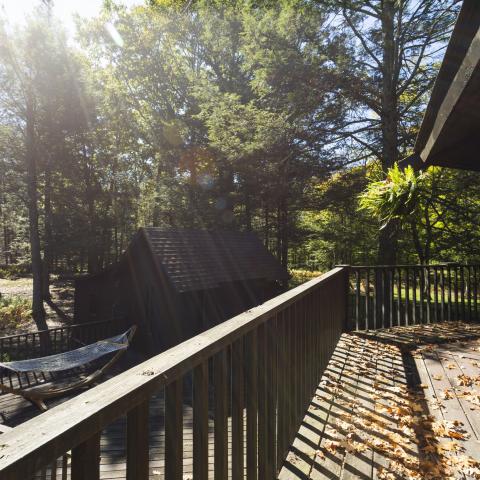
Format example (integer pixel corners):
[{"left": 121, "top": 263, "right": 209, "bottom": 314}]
[
  {"left": 1, "top": 322, "right": 480, "bottom": 479},
  {"left": 279, "top": 322, "right": 480, "bottom": 479},
  {"left": 0, "top": 353, "right": 226, "bottom": 479}
]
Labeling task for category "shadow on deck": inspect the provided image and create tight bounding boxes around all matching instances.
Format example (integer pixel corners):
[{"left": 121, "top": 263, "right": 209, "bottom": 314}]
[{"left": 279, "top": 322, "right": 480, "bottom": 480}]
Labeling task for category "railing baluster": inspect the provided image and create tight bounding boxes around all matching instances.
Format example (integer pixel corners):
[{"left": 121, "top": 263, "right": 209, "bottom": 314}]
[
  {"left": 127, "top": 400, "right": 150, "bottom": 480},
  {"left": 447, "top": 265, "right": 452, "bottom": 321},
  {"left": 412, "top": 268, "right": 417, "bottom": 325},
  {"left": 475, "top": 266, "right": 479, "bottom": 321},
  {"left": 257, "top": 323, "right": 267, "bottom": 479},
  {"left": 266, "top": 315, "right": 277, "bottom": 478},
  {"left": 355, "top": 269, "right": 360, "bottom": 330},
  {"left": 425, "top": 266, "right": 432, "bottom": 323},
  {"left": 381, "top": 268, "right": 386, "bottom": 328},
  {"left": 460, "top": 266, "right": 466, "bottom": 320},
  {"left": 467, "top": 266, "right": 472, "bottom": 322},
  {"left": 441, "top": 266, "right": 446, "bottom": 322},
  {"left": 434, "top": 267, "right": 439, "bottom": 323},
  {"left": 389, "top": 268, "right": 394, "bottom": 328},
  {"left": 405, "top": 267, "right": 410, "bottom": 326},
  {"left": 61, "top": 455, "right": 67, "bottom": 480},
  {"left": 165, "top": 379, "right": 183, "bottom": 480},
  {"left": 71, "top": 433, "right": 101, "bottom": 480},
  {"left": 49, "top": 460, "right": 56, "bottom": 480},
  {"left": 373, "top": 268, "right": 378, "bottom": 330},
  {"left": 365, "top": 268, "right": 370, "bottom": 330},
  {"left": 232, "top": 338, "right": 245, "bottom": 480},
  {"left": 214, "top": 350, "right": 228, "bottom": 480},
  {"left": 455, "top": 266, "right": 460, "bottom": 319},
  {"left": 193, "top": 361, "right": 208, "bottom": 480},
  {"left": 288, "top": 306, "right": 295, "bottom": 446},
  {"left": 396, "top": 268, "right": 401, "bottom": 326},
  {"left": 419, "top": 267, "right": 424, "bottom": 324},
  {"left": 246, "top": 329, "right": 258, "bottom": 480}
]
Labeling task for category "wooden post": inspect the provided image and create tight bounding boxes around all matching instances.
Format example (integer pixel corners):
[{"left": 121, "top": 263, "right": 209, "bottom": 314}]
[
  {"left": 246, "top": 329, "right": 258, "bottom": 480},
  {"left": 232, "top": 339, "right": 244, "bottom": 480},
  {"left": 127, "top": 400, "right": 150, "bottom": 480},
  {"left": 193, "top": 361, "right": 208, "bottom": 480},
  {"left": 214, "top": 350, "right": 228, "bottom": 480},
  {"left": 335, "top": 265, "right": 351, "bottom": 331},
  {"left": 396, "top": 268, "right": 401, "bottom": 326},
  {"left": 71, "top": 433, "right": 101, "bottom": 480},
  {"left": 355, "top": 269, "right": 360, "bottom": 330},
  {"left": 257, "top": 323, "right": 267, "bottom": 479},
  {"left": 165, "top": 379, "right": 183, "bottom": 480}
]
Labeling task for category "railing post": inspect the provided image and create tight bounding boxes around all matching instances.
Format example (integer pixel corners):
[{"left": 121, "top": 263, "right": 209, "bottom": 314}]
[
  {"left": 71, "top": 433, "right": 101, "bottom": 480},
  {"left": 246, "top": 329, "right": 258, "bottom": 480},
  {"left": 336, "top": 265, "right": 351, "bottom": 331},
  {"left": 165, "top": 378, "right": 183, "bottom": 480},
  {"left": 214, "top": 350, "right": 228, "bottom": 480},
  {"left": 232, "top": 339, "right": 245, "bottom": 480},
  {"left": 193, "top": 361, "right": 208, "bottom": 480},
  {"left": 127, "top": 400, "right": 150, "bottom": 480}
]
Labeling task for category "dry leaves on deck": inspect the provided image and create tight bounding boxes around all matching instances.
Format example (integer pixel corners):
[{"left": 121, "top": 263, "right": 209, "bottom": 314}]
[{"left": 313, "top": 334, "right": 480, "bottom": 479}]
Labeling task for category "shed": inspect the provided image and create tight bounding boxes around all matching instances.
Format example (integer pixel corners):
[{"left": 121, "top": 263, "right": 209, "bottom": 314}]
[{"left": 74, "top": 228, "right": 289, "bottom": 354}]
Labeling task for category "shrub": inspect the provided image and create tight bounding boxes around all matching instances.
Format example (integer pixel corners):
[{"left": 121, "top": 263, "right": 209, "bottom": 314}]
[
  {"left": 0, "top": 296, "right": 32, "bottom": 332},
  {"left": 0, "top": 263, "right": 31, "bottom": 279},
  {"left": 289, "top": 269, "right": 323, "bottom": 288}
]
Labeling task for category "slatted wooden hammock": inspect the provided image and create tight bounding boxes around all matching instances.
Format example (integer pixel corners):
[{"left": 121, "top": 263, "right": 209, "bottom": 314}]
[{"left": 0, "top": 326, "right": 136, "bottom": 411}]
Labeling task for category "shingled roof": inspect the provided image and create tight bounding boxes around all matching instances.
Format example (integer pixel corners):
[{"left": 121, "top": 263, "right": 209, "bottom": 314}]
[{"left": 141, "top": 228, "right": 289, "bottom": 293}]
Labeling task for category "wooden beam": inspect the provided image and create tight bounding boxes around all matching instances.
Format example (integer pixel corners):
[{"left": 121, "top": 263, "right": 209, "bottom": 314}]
[{"left": 420, "top": 26, "right": 480, "bottom": 163}]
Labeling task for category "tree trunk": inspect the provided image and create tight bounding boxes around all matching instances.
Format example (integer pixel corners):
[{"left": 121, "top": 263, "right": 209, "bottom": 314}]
[
  {"left": 83, "top": 146, "right": 98, "bottom": 274},
  {"left": 244, "top": 190, "right": 252, "bottom": 231},
  {"left": 43, "top": 161, "right": 53, "bottom": 300},
  {"left": 276, "top": 197, "right": 289, "bottom": 288},
  {"left": 25, "top": 91, "right": 48, "bottom": 336},
  {"left": 0, "top": 181, "right": 9, "bottom": 264},
  {"left": 264, "top": 204, "right": 269, "bottom": 248},
  {"left": 378, "top": 223, "right": 397, "bottom": 264},
  {"left": 378, "top": 0, "right": 399, "bottom": 264}
]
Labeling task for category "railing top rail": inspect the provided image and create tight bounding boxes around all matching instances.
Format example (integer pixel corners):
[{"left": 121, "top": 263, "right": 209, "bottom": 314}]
[
  {"left": 0, "top": 319, "right": 112, "bottom": 342},
  {"left": 0, "top": 267, "right": 344, "bottom": 479},
  {"left": 342, "top": 263, "right": 479, "bottom": 269}
]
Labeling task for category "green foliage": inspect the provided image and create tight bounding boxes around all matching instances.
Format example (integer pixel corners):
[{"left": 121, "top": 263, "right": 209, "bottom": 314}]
[
  {"left": 359, "top": 164, "right": 426, "bottom": 229},
  {"left": 0, "top": 0, "right": 473, "bottom": 293},
  {"left": 0, "top": 264, "right": 31, "bottom": 280},
  {"left": 0, "top": 296, "right": 32, "bottom": 332},
  {"left": 288, "top": 269, "right": 323, "bottom": 288}
]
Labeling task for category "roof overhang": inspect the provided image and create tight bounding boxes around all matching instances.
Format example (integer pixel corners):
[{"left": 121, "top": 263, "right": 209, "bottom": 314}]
[{"left": 401, "top": 0, "right": 480, "bottom": 171}]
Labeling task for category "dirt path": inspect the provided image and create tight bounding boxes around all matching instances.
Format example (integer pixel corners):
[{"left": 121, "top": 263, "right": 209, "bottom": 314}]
[{"left": 0, "top": 276, "right": 75, "bottom": 334}]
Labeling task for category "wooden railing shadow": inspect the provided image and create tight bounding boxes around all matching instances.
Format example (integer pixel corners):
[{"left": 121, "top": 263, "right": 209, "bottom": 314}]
[
  {"left": 279, "top": 332, "right": 460, "bottom": 480},
  {"left": 351, "top": 321, "right": 480, "bottom": 351}
]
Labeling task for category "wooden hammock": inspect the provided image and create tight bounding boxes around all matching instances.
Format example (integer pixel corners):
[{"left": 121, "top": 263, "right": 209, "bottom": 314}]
[{"left": 0, "top": 326, "right": 137, "bottom": 411}]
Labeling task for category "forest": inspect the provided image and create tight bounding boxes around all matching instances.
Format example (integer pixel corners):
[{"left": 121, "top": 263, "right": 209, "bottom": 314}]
[{"left": 1, "top": 0, "right": 480, "bottom": 331}]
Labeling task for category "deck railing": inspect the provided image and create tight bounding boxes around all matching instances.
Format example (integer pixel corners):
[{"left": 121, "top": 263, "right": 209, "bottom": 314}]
[
  {"left": 347, "top": 264, "right": 480, "bottom": 330},
  {"left": 0, "top": 267, "right": 348, "bottom": 480},
  {"left": 0, "top": 319, "right": 114, "bottom": 361}
]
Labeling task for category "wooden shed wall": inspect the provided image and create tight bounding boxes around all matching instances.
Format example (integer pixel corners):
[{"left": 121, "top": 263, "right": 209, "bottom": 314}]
[{"left": 74, "top": 234, "right": 285, "bottom": 355}]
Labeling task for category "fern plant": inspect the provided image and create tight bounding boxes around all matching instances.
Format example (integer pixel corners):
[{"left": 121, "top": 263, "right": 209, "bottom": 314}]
[{"left": 359, "top": 163, "right": 426, "bottom": 230}]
